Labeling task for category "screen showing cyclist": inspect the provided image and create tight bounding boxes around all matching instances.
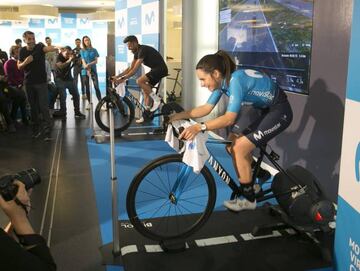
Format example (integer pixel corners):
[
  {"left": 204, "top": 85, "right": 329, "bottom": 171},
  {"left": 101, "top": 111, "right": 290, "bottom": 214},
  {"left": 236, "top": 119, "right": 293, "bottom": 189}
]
[
  {"left": 113, "top": 35, "right": 168, "bottom": 123},
  {"left": 169, "top": 50, "right": 293, "bottom": 212}
]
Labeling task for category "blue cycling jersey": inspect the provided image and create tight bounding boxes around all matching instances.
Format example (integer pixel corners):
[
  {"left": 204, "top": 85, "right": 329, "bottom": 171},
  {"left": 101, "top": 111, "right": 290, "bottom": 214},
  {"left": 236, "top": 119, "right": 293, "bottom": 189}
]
[
  {"left": 207, "top": 69, "right": 279, "bottom": 113},
  {"left": 80, "top": 48, "right": 99, "bottom": 76}
]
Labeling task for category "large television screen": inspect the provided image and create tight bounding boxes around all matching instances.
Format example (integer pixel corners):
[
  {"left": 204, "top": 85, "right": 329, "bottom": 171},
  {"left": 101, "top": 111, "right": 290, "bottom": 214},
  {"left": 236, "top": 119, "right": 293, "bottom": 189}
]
[{"left": 219, "top": 0, "right": 314, "bottom": 94}]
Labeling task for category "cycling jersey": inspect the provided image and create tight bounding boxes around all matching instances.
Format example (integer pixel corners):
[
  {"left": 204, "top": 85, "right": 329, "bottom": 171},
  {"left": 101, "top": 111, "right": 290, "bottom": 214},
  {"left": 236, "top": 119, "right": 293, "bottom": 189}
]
[{"left": 207, "top": 69, "right": 279, "bottom": 113}]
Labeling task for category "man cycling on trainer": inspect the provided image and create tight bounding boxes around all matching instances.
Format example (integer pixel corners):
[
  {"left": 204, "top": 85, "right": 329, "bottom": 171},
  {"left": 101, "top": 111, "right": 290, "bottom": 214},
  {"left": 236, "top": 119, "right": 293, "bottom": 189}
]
[{"left": 113, "top": 35, "right": 168, "bottom": 123}]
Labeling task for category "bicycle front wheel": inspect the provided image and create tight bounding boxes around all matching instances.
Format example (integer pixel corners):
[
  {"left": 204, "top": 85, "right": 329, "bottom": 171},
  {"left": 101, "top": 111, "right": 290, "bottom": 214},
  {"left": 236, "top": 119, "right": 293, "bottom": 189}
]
[
  {"left": 95, "top": 96, "right": 134, "bottom": 135},
  {"left": 126, "top": 154, "right": 216, "bottom": 241}
]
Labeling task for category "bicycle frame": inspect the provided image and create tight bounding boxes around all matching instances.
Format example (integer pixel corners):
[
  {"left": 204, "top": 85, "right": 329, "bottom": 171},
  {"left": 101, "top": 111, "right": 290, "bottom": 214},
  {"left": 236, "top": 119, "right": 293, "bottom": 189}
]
[
  {"left": 124, "top": 85, "right": 165, "bottom": 120},
  {"left": 169, "top": 141, "right": 278, "bottom": 203}
]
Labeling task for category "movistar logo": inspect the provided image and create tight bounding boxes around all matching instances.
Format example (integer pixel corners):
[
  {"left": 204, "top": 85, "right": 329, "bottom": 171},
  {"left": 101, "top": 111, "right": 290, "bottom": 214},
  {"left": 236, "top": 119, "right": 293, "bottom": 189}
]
[
  {"left": 118, "top": 17, "right": 125, "bottom": 28},
  {"left": 145, "top": 11, "right": 155, "bottom": 25},
  {"left": 355, "top": 142, "right": 360, "bottom": 182},
  {"left": 188, "top": 142, "right": 195, "bottom": 150},
  {"left": 48, "top": 18, "right": 58, "bottom": 24},
  {"left": 253, "top": 131, "right": 264, "bottom": 141},
  {"left": 80, "top": 18, "right": 89, "bottom": 25}
]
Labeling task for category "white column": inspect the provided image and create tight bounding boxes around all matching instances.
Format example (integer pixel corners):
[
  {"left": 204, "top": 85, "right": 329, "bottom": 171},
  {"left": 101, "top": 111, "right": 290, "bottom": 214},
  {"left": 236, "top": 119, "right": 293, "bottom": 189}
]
[{"left": 182, "top": 0, "right": 219, "bottom": 109}]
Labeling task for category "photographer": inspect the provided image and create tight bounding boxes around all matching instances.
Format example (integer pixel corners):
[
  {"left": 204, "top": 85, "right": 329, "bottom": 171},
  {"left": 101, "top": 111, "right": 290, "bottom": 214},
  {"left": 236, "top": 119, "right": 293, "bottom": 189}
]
[
  {"left": 53, "top": 46, "right": 85, "bottom": 119},
  {"left": 0, "top": 181, "right": 56, "bottom": 270}
]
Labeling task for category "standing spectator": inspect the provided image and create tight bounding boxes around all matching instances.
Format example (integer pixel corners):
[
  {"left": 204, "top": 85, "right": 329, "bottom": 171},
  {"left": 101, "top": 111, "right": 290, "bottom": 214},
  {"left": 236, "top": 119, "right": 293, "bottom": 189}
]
[
  {"left": 53, "top": 46, "right": 85, "bottom": 119},
  {"left": 15, "top": 39, "right": 22, "bottom": 47},
  {"left": 18, "top": 31, "right": 59, "bottom": 140},
  {"left": 45, "top": 37, "right": 57, "bottom": 80},
  {"left": 0, "top": 60, "right": 16, "bottom": 132},
  {"left": 72, "top": 38, "right": 85, "bottom": 99},
  {"left": 4, "top": 45, "right": 28, "bottom": 125},
  {"left": 80, "top": 36, "right": 102, "bottom": 107}
]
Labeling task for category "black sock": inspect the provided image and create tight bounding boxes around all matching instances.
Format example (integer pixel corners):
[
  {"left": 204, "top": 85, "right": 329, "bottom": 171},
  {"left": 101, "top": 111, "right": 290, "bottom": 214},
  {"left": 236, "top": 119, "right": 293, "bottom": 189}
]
[{"left": 241, "top": 183, "right": 255, "bottom": 202}]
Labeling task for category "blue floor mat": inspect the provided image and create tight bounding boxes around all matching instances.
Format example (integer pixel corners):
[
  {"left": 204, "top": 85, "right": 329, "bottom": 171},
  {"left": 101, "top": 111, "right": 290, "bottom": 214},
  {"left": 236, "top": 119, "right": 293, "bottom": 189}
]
[
  {"left": 87, "top": 139, "right": 256, "bottom": 243},
  {"left": 87, "top": 138, "right": 333, "bottom": 271}
]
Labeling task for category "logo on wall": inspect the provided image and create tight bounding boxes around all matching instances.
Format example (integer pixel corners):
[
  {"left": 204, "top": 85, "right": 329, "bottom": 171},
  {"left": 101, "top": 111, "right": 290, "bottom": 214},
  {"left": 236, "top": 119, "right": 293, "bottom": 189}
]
[
  {"left": 145, "top": 11, "right": 155, "bottom": 25},
  {"left": 129, "top": 17, "right": 138, "bottom": 26},
  {"left": 47, "top": 18, "right": 58, "bottom": 25},
  {"left": 141, "top": 1, "right": 159, "bottom": 34},
  {"left": 29, "top": 19, "right": 45, "bottom": 28},
  {"left": 118, "top": 17, "right": 126, "bottom": 29},
  {"left": 355, "top": 142, "right": 360, "bottom": 182},
  {"left": 79, "top": 18, "right": 88, "bottom": 25}
]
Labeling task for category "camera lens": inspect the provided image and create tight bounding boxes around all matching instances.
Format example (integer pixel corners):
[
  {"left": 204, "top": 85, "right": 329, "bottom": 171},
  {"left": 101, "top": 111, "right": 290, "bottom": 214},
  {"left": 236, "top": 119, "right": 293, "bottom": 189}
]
[{"left": 15, "top": 168, "right": 41, "bottom": 190}]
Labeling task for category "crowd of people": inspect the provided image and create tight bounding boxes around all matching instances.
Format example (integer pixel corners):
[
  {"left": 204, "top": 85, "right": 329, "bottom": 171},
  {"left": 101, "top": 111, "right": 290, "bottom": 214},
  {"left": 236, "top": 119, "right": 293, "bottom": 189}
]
[{"left": 0, "top": 31, "right": 107, "bottom": 140}]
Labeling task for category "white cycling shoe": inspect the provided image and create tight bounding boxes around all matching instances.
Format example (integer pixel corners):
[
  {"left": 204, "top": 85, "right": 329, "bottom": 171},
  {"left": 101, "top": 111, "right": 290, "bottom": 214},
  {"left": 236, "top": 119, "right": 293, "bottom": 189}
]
[
  {"left": 223, "top": 198, "right": 256, "bottom": 212},
  {"left": 135, "top": 117, "right": 144, "bottom": 124},
  {"left": 150, "top": 93, "right": 161, "bottom": 112}
]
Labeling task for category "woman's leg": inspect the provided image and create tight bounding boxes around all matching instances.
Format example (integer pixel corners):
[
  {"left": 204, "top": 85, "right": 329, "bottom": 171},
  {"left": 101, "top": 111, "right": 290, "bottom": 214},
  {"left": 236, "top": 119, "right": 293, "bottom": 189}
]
[
  {"left": 90, "top": 71, "right": 102, "bottom": 102},
  {"left": 82, "top": 75, "right": 90, "bottom": 102},
  {"left": 224, "top": 135, "right": 257, "bottom": 211},
  {"left": 231, "top": 135, "right": 256, "bottom": 185}
]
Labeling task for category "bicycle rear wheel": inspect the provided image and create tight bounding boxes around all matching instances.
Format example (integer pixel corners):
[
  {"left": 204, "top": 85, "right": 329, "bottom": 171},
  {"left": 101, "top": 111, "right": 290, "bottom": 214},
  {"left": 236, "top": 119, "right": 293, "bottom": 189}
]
[
  {"left": 126, "top": 154, "right": 216, "bottom": 241},
  {"left": 95, "top": 95, "right": 134, "bottom": 135}
]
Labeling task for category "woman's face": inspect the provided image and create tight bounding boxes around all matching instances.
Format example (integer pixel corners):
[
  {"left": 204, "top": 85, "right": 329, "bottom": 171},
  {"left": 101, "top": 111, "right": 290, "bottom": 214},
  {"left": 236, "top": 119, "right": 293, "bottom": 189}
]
[
  {"left": 84, "top": 37, "right": 91, "bottom": 47},
  {"left": 196, "top": 69, "right": 222, "bottom": 91}
]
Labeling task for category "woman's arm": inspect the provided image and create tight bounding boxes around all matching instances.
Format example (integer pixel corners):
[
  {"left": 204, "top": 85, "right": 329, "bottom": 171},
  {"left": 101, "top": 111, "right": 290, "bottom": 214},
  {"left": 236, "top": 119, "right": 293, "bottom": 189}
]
[
  {"left": 179, "top": 111, "right": 237, "bottom": 141},
  {"left": 87, "top": 57, "right": 98, "bottom": 67},
  {"left": 170, "top": 104, "right": 214, "bottom": 122}
]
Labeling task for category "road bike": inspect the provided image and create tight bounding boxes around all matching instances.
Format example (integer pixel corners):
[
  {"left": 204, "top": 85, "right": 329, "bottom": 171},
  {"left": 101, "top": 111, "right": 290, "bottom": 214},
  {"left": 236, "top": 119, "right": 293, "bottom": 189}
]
[
  {"left": 166, "top": 68, "right": 182, "bottom": 102},
  {"left": 126, "top": 126, "right": 336, "bottom": 256},
  {"left": 94, "top": 80, "right": 183, "bottom": 136}
]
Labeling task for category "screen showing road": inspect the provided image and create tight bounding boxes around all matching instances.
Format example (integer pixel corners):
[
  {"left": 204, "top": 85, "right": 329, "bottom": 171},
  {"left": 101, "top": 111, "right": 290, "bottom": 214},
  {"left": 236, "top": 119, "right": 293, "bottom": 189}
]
[{"left": 219, "top": 0, "right": 313, "bottom": 94}]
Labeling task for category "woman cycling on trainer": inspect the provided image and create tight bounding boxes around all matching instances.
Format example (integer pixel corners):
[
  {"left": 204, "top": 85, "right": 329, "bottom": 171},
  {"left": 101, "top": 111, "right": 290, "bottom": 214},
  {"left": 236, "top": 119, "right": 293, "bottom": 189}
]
[{"left": 170, "top": 50, "right": 293, "bottom": 212}]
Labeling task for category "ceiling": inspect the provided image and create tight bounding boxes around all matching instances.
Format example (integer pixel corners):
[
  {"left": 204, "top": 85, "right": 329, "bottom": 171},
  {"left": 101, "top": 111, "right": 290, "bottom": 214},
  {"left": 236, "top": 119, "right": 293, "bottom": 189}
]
[{"left": 0, "top": 0, "right": 115, "bottom": 9}]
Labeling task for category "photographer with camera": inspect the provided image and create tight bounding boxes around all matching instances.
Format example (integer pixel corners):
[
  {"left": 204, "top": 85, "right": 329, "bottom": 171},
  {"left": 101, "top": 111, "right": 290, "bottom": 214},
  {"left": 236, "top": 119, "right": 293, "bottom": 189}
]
[
  {"left": 0, "top": 169, "right": 56, "bottom": 270},
  {"left": 53, "top": 46, "right": 85, "bottom": 119}
]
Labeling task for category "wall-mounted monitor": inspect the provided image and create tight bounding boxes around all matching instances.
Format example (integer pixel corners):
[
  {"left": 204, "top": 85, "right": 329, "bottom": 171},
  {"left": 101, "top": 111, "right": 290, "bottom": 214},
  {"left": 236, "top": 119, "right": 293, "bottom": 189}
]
[{"left": 219, "top": 0, "right": 314, "bottom": 95}]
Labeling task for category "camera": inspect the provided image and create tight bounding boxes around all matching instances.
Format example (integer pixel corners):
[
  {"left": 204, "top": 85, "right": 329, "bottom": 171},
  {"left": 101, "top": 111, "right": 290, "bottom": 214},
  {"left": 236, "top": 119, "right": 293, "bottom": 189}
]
[
  {"left": 72, "top": 48, "right": 81, "bottom": 59},
  {"left": 0, "top": 168, "right": 41, "bottom": 201}
]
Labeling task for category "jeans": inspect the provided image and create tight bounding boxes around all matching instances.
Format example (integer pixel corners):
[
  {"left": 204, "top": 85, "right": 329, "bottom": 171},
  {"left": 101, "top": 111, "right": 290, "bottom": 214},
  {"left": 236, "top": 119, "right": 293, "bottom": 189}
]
[
  {"left": 54, "top": 79, "right": 80, "bottom": 113},
  {"left": 7, "top": 85, "right": 27, "bottom": 121},
  {"left": 25, "top": 83, "right": 51, "bottom": 131},
  {"left": 73, "top": 65, "right": 84, "bottom": 95},
  {"left": 81, "top": 70, "right": 101, "bottom": 102}
]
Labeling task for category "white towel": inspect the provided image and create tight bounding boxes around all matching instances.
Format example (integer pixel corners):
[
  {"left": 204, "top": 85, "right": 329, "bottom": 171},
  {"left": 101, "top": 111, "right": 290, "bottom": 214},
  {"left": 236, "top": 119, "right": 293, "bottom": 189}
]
[
  {"left": 165, "top": 120, "right": 209, "bottom": 174},
  {"left": 115, "top": 82, "right": 126, "bottom": 97}
]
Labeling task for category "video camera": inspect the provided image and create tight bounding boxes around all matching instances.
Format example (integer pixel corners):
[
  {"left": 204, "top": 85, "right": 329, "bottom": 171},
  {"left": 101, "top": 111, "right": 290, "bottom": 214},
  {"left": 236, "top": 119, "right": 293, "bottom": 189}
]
[{"left": 0, "top": 169, "right": 41, "bottom": 201}]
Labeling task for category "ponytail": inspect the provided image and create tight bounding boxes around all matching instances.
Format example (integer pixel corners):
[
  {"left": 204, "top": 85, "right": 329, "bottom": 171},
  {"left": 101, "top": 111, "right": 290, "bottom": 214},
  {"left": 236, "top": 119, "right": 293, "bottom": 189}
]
[{"left": 196, "top": 50, "right": 236, "bottom": 85}]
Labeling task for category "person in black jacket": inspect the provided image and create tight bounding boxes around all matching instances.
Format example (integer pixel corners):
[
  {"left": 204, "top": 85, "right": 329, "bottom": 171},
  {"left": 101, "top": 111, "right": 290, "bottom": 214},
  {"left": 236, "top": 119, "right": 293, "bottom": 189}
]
[{"left": 0, "top": 181, "right": 56, "bottom": 271}]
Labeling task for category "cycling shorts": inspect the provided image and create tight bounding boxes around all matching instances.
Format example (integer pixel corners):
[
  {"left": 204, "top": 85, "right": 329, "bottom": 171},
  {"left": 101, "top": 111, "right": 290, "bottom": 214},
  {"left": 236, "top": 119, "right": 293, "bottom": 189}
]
[
  {"left": 146, "top": 67, "right": 168, "bottom": 87},
  {"left": 231, "top": 94, "right": 293, "bottom": 146}
]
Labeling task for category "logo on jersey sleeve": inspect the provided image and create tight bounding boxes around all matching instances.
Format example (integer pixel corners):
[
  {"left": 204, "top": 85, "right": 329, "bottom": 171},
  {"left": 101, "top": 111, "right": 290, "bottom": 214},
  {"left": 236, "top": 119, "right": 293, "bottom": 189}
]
[{"left": 244, "top": 69, "right": 263, "bottom": 78}]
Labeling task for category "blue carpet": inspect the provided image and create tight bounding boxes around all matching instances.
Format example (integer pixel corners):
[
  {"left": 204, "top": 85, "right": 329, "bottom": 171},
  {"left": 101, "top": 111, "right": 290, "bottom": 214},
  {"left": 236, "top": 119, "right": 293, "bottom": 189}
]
[
  {"left": 87, "top": 138, "right": 275, "bottom": 271},
  {"left": 87, "top": 139, "right": 246, "bottom": 243}
]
